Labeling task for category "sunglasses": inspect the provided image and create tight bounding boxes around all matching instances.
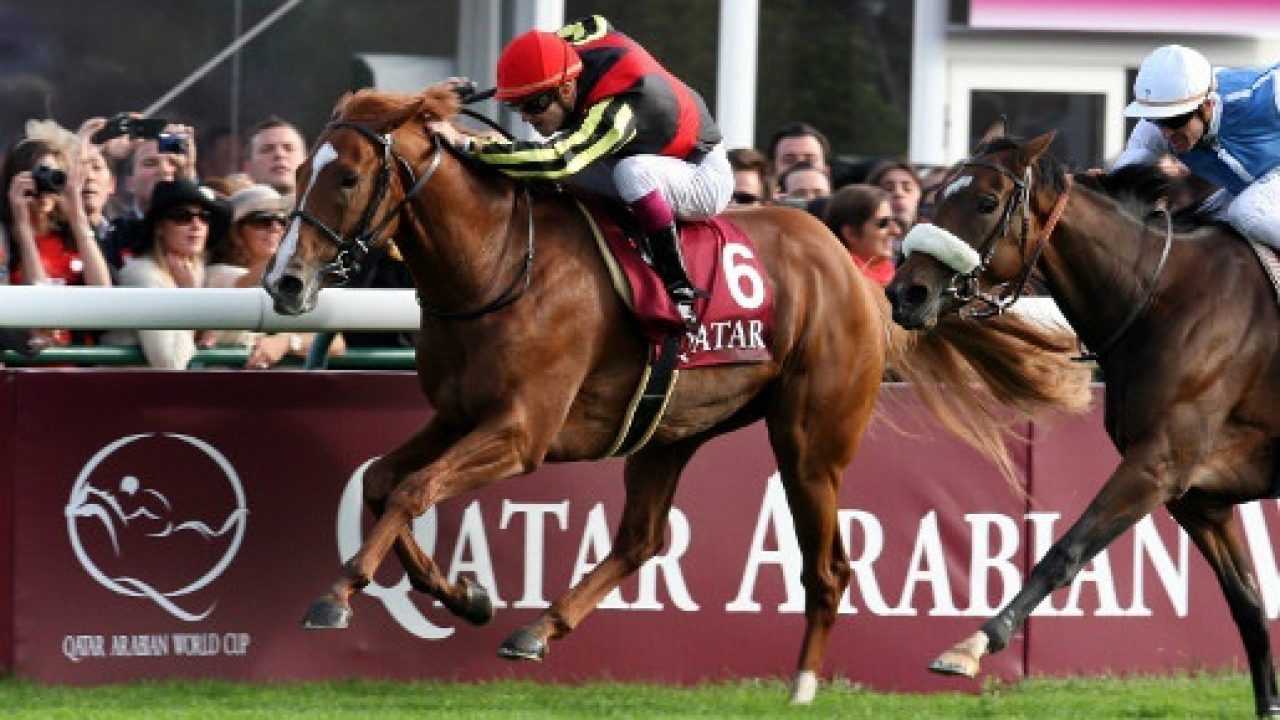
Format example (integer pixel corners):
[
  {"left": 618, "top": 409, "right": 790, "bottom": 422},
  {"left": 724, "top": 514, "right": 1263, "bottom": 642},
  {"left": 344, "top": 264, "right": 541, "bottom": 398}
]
[
  {"left": 1153, "top": 108, "right": 1198, "bottom": 130},
  {"left": 505, "top": 89, "right": 558, "bottom": 116},
  {"left": 731, "top": 191, "right": 760, "bottom": 205},
  {"left": 164, "top": 208, "right": 211, "bottom": 224},
  {"left": 243, "top": 212, "right": 288, "bottom": 228},
  {"left": 873, "top": 216, "right": 895, "bottom": 229}
]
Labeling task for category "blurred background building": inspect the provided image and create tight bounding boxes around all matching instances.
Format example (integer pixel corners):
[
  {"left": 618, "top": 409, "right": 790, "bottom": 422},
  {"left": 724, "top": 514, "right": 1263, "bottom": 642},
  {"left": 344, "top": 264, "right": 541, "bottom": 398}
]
[{"left": 1, "top": 1, "right": 1278, "bottom": 171}]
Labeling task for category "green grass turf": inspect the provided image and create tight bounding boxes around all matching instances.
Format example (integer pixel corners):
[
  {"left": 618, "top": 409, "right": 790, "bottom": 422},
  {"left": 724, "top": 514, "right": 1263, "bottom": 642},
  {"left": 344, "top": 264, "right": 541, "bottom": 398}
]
[{"left": 0, "top": 672, "right": 1259, "bottom": 719}]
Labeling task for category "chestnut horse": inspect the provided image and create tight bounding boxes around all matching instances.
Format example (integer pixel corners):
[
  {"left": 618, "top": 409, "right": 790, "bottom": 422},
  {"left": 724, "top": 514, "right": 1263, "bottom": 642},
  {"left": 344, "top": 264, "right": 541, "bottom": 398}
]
[
  {"left": 263, "top": 85, "right": 1087, "bottom": 703},
  {"left": 888, "top": 130, "right": 1280, "bottom": 717}
]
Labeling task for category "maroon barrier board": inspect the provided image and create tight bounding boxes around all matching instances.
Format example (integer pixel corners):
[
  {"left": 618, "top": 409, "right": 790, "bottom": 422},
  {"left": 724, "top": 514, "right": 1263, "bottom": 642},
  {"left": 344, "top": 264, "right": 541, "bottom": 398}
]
[{"left": 1, "top": 370, "right": 1274, "bottom": 689}]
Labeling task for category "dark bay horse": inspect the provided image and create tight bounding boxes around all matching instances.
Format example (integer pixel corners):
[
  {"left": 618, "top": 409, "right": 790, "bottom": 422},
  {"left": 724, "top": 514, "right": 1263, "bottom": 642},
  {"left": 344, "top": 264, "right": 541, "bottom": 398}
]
[
  {"left": 263, "top": 85, "right": 1088, "bottom": 703},
  {"left": 887, "top": 129, "right": 1280, "bottom": 717}
]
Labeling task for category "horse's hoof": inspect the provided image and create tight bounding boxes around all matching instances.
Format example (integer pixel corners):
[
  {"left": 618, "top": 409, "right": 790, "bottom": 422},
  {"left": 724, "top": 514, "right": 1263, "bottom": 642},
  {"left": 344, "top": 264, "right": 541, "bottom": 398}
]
[
  {"left": 497, "top": 627, "right": 548, "bottom": 661},
  {"left": 929, "top": 655, "right": 978, "bottom": 677},
  {"left": 929, "top": 632, "right": 987, "bottom": 678},
  {"left": 789, "top": 670, "right": 818, "bottom": 705},
  {"left": 301, "top": 596, "right": 351, "bottom": 630},
  {"left": 457, "top": 577, "right": 494, "bottom": 626}
]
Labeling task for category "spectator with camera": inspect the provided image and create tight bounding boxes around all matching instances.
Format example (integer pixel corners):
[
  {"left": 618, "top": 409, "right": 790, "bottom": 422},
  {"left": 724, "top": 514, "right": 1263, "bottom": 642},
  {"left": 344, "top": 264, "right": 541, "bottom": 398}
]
[
  {"left": 95, "top": 114, "right": 198, "bottom": 271},
  {"left": 206, "top": 184, "right": 342, "bottom": 369},
  {"left": 243, "top": 116, "right": 306, "bottom": 196},
  {"left": 1, "top": 120, "right": 113, "bottom": 346},
  {"left": 103, "top": 179, "right": 225, "bottom": 369}
]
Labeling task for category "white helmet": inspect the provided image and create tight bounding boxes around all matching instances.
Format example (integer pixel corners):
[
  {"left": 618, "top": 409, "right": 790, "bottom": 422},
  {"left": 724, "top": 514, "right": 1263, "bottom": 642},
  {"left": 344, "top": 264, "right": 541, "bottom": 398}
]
[{"left": 1125, "top": 45, "right": 1213, "bottom": 119}]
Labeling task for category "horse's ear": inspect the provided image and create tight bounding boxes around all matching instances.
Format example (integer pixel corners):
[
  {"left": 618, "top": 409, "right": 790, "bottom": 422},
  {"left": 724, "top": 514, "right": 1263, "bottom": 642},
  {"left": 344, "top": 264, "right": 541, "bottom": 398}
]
[
  {"left": 1022, "top": 130, "right": 1058, "bottom": 163},
  {"left": 976, "top": 115, "right": 1008, "bottom": 150}
]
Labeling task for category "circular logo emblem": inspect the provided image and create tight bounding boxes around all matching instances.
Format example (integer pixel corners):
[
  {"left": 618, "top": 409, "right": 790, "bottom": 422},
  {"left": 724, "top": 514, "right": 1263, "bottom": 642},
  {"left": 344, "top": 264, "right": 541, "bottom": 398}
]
[{"left": 65, "top": 433, "right": 248, "bottom": 621}]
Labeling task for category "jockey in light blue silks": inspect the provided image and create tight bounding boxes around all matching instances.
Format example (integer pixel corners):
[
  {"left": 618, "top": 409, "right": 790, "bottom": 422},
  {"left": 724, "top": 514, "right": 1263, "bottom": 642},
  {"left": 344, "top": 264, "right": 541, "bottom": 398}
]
[{"left": 1113, "top": 44, "right": 1280, "bottom": 250}]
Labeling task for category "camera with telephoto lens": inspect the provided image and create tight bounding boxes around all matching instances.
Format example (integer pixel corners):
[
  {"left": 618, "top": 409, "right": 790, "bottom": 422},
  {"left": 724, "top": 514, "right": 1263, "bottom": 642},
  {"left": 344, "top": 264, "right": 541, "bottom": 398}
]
[
  {"left": 31, "top": 165, "right": 66, "bottom": 194},
  {"left": 90, "top": 113, "right": 169, "bottom": 144},
  {"left": 156, "top": 133, "right": 188, "bottom": 154}
]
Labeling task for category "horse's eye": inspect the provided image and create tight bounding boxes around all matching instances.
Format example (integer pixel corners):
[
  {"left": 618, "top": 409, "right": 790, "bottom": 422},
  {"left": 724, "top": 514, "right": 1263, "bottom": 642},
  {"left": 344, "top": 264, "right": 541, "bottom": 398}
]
[
  {"left": 976, "top": 194, "right": 999, "bottom": 214},
  {"left": 340, "top": 172, "right": 360, "bottom": 189}
]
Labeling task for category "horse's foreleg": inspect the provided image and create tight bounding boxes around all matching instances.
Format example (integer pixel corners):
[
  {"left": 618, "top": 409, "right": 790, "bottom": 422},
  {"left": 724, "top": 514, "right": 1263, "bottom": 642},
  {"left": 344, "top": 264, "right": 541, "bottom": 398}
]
[
  {"left": 932, "top": 444, "right": 1175, "bottom": 678},
  {"left": 304, "top": 419, "right": 522, "bottom": 630},
  {"left": 1169, "top": 498, "right": 1279, "bottom": 718},
  {"left": 498, "top": 441, "right": 696, "bottom": 662}
]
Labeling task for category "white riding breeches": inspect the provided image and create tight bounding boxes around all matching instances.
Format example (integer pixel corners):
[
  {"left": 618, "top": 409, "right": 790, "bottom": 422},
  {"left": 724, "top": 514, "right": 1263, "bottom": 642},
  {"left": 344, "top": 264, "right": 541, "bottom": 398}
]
[
  {"left": 1221, "top": 166, "right": 1280, "bottom": 250},
  {"left": 564, "top": 144, "right": 733, "bottom": 220}
]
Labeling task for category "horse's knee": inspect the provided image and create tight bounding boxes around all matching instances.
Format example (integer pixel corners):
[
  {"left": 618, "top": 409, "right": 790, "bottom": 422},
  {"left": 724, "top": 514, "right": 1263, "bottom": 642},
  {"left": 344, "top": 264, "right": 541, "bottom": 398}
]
[
  {"left": 362, "top": 457, "right": 397, "bottom": 503},
  {"left": 614, "top": 534, "right": 664, "bottom": 573}
]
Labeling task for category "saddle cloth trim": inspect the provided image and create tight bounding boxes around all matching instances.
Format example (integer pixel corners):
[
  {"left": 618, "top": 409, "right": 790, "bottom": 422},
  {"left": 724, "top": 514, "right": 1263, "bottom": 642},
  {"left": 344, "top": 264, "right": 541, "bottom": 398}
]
[
  {"left": 1248, "top": 239, "right": 1280, "bottom": 303},
  {"left": 571, "top": 200, "right": 680, "bottom": 457}
]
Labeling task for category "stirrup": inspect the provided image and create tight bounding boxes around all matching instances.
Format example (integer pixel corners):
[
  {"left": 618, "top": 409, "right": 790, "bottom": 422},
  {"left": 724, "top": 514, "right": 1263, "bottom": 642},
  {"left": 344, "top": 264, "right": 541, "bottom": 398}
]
[{"left": 676, "top": 302, "right": 699, "bottom": 330}]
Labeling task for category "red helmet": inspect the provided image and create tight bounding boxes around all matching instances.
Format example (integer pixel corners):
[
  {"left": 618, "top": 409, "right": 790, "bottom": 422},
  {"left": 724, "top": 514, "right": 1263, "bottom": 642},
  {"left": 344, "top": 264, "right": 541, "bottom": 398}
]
[{"left": 495, "top": 30, "right": 583, "bottom": 101}]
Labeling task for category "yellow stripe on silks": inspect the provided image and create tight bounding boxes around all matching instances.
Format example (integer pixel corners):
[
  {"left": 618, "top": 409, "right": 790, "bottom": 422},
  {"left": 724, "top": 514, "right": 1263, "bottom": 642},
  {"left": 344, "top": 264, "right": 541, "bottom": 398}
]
[
  {"left": 559, "top": 15, "right": 609, "bottom": 44},
  {"left": 476, "top": 102, "right": 635, "bottom": 179}
]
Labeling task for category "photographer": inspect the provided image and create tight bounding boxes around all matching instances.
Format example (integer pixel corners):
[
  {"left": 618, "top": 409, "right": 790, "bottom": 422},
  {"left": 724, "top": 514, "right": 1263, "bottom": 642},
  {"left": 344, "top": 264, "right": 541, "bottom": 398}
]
[
  {"left": 96, "top": 114, "right": 197, "bottom": 271},
  {"left": 0, "top": 119, "right": 113, "bottom": 346}
]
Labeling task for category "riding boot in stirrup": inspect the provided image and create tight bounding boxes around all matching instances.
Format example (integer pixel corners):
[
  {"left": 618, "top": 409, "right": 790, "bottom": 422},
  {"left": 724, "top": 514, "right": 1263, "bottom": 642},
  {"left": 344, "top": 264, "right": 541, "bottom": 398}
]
[{"left": 646, "top": 223, "right": 708, "bottom": 330}]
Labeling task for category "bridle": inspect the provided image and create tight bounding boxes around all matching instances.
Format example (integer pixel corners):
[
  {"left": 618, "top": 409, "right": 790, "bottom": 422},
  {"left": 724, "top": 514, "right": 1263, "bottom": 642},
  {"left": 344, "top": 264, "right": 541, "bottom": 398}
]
[
  {"left": 290, "top": 119, "right": 535, "bottom": 319},
  {"left": 940, "top": 156, "right": 1172, "bottom": 359},
  {"left": 943, "top": 159, "right": 1072, "bottom": 318},
  {"left": 291, "top": 120, "right": 443, "bottom": 285}
]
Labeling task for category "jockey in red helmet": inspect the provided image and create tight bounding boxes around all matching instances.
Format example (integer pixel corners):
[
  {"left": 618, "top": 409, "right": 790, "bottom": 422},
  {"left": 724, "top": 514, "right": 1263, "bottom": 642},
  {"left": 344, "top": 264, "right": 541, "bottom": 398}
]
[{"left": 431, "top": 15, "right": 732, "bottom": 327}]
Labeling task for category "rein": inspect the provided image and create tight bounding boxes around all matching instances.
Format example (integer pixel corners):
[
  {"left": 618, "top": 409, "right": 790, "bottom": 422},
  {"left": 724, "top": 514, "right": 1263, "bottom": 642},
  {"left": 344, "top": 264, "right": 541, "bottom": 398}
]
[
  {"left": 293, "top": 117, "right": 536, "bottom": 320},
  {"left": 1075, "top": 206, "right": 1173, "bottom": 361},
  {"left": 950, "top": 165, "right": 1073, "bottom": 318}
]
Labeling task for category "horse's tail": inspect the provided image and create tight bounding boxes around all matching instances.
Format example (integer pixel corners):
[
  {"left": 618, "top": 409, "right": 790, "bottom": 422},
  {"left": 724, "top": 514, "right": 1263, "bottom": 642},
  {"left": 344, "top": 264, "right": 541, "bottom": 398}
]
[{"left": 881, "top": 302, "right": 1094, "bottom": 490}]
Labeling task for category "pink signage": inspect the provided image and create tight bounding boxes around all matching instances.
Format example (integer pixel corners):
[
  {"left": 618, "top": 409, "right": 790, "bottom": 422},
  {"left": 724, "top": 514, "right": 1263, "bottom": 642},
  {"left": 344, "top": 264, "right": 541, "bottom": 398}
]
[
  {"left": 1, "top": 371, "right": 1277, "bottom": 690},
  {"left": 969, "top": 0, "right": 1280, "bottom": 36}
]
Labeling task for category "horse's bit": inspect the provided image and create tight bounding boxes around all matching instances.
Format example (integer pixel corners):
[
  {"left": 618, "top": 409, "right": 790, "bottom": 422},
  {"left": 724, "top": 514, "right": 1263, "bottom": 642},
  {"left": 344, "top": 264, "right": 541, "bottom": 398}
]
[
  {"left": 291, "top": 120, "right": 535, "bottom": 320},
  {"left": 943, "top": 158, "right": 1172, "bottom": 358}
]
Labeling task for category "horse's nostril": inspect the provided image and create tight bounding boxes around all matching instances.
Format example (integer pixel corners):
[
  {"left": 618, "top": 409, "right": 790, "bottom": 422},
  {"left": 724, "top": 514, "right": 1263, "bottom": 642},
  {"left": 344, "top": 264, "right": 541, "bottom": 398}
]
[
  {"left": 278, "top": 275, "right": 304, "bottom": 297},
  {"left": 904, "top": 284, "right": 930, "bottom": 308}
]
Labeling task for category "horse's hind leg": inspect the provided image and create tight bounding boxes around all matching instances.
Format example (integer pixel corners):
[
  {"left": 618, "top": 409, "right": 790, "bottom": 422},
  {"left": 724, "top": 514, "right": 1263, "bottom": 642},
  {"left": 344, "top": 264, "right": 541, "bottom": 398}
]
[
  {"left": 765, "top": 374, "right": 875, "bottom": 704},
  {"left": 498, "top": 439, "right": 700, "bottom": 661},
  {"left": 1168, "top": 498, "right": 1279, "bottom": 717}
]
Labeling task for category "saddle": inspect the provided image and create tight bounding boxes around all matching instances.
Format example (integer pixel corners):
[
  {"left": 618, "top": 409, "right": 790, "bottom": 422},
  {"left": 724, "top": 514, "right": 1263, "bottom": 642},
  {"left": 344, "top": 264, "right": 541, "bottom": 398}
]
[{"left": 572, "top": 199, "right": 775, "bottom": 457}]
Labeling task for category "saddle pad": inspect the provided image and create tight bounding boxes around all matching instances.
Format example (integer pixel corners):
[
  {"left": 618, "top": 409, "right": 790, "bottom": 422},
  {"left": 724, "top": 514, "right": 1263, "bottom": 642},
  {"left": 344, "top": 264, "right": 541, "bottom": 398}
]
[
  {"left": 1248, "top": 239, "right": 1280, "bottom": 304},
  {"left": 577, "top": 202, "right": 774, "bottom": 368}
]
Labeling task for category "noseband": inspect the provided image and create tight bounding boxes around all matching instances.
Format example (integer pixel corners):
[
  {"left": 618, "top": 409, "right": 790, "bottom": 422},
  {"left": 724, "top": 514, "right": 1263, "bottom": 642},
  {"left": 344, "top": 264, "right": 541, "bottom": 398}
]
[
  {"left": 945, "top": 160, "right": 1072, "bottom": 318},
  {"left": 290, "top": 120, "right": 444, "bottom": 284}
]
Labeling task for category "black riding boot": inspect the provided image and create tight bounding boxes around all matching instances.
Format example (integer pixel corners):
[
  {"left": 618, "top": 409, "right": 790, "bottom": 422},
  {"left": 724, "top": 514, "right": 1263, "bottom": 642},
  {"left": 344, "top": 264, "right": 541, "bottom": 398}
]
[{"left": 646, "top": 223, "right": 707, "bottom": 329}]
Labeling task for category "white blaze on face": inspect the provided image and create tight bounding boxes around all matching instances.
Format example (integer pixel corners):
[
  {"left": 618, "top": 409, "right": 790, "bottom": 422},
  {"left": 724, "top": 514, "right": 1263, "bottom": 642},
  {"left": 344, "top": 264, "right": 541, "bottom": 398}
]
[
  {"left": 267, "top": 142, "right": 340, "bottom": 287},
  {"left": 940, "top": 175, "right": 972, "bottom": 202}
]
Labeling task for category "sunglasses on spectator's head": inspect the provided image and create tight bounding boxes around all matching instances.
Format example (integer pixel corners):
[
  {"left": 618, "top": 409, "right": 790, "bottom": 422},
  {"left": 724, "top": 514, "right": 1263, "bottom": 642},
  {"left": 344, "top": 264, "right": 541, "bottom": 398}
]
[
  {"left": 1153, "top": 108, "right": 1198, "bottom": 130},
  {"left": 244, "top": 212, "right": 288, "bottom": 228},
  {"left": 731, "top": 191, "right": 760, "bottom": 205},
  {"left": 505, "top": 89, "right": 558, "bottom": 116},
  {"left": 164, "top": 208, "right": 211, "bottom": 224}
]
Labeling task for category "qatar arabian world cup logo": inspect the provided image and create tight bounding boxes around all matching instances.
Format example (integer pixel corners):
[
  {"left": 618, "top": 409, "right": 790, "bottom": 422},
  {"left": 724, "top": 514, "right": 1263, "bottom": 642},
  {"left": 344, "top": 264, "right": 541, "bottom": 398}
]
[{"left": 65, "top": 433, "right": 249, "bottom": 621}]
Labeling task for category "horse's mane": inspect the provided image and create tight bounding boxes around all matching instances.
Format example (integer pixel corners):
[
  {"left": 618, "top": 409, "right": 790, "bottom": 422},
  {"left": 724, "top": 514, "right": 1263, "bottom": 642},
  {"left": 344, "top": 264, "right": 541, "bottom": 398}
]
[
  {"left": 333, "top": 83, "right": 462, "bottom": 130},
  {"left": 888, "top": 310, "right": 1093, "bottom": 490}
]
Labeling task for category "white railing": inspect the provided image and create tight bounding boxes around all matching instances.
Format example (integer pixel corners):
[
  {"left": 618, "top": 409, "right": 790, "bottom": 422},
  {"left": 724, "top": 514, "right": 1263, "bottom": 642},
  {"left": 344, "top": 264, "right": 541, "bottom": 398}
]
[
  {"left": 0, "top": 287, "right": 419, "bottom": 331},
  {"left": 0, "top": 285, "right": 1073, "bottom": 334}
]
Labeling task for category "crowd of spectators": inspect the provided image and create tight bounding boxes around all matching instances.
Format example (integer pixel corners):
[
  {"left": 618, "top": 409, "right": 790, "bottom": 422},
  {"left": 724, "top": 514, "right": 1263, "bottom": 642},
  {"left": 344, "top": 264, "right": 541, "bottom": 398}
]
[
  {"left": 0, "top": 110, "right": 369, "bottom": 369},
  {"left": 0, "top": 108, "right": 944, "bottom": 368}
]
